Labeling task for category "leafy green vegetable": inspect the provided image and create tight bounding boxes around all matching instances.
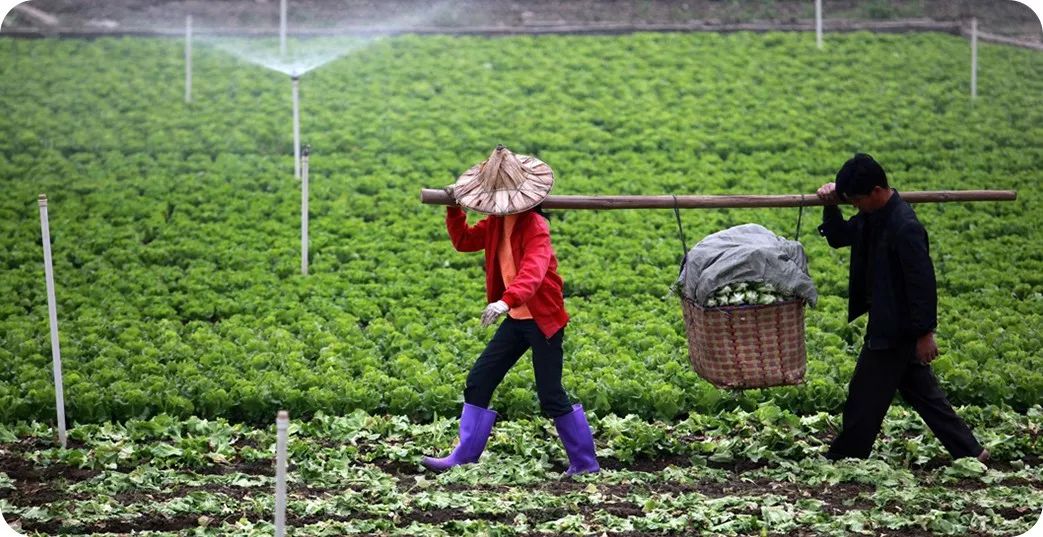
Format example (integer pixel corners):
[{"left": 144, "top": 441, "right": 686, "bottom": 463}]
[{"left": 1, "top": 32, "right": 1041, "bottom": 424}]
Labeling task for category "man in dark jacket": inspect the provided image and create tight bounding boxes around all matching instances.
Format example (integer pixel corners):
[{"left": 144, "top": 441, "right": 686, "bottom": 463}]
[{"left": 816, "top": 153, "right": 988, "bottom": 463}]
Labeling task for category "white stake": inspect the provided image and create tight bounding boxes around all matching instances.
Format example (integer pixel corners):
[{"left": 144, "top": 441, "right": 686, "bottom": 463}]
[
  {"left": 38, "top": 195, "right": 67, "bottom": 449},
  {"left": 292, "top": 75, "right": 301, "bottom": 180},
  {"left": 971, "top": 17, "right": 978, "bottom": 99},
  {"left": 275, "top": 410, "right": 289, "bottom": 537},
  {"left": 301, "top": 146, "right": 309, "bottom": 276},
  {"left": 815, "top": 0, "right": 823, "bottom": 49},
  {"left": 185, "top": 15, "right": 192, "bottom": 103},
  {"left": 280, "top": 0, "right": 288, "bottom": 57}
]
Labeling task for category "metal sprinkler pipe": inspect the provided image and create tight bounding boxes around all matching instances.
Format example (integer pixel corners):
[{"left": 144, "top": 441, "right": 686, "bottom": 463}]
[
  {"left": 274, "top": 410, "right": 289, "bottom": 537},
  {"left": 184, "top": 15, "right": 192, "bottom": 103},
  {"left": 38, "top": 194, "right": 68, "bottom": 449},
  {"left": 971, "top": 17, "right": 979, "bottom": 99},
  {"left": 279, "top": 0, "right": 288, "bottom": 57},
  {"left": 292, "top": 74, "right": 301, "bottom": 180},
  {"left": 301, "top": 145, "right": 310, "bottom": 276},
  {"left": 815, "top": 0, "right": 823, "bottom": 49}
]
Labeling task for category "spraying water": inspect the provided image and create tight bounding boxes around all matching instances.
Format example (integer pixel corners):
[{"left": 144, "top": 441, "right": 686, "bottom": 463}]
[
  {"left": 199, "top": 0, "right": 455, "bottom": 77},
  {"left": 203, "top": 36, "right": 378, "bottom": 77},
  {"left": 192, "top": 1, "right": 456, "bottom": 182},
  {"left": 201, "top": 35, "right": 378, "bottom": 181}
]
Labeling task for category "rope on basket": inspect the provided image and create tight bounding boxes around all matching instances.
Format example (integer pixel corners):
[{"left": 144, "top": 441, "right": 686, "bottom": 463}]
[
  {"left": 672, "top": 195, "right": 688, "bottom": 255},
  {"left": 673, "top": 195, "right": 689, "bottom": 276},
  {"left": 794, "top": 193, "right": 806, "bottom": 242}
]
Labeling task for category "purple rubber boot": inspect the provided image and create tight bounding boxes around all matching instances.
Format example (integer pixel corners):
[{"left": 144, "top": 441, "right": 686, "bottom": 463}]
[
  {"left": 554, "top": 403, "right": 601, "bottom": 475},
  {"left": 421, "top": 403, "right": 498, "bottom": 471}
]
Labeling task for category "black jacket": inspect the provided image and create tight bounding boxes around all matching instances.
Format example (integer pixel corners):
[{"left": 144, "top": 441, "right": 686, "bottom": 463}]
[{"left": 817, "top": 190, "right": 938, "bottom": 349}]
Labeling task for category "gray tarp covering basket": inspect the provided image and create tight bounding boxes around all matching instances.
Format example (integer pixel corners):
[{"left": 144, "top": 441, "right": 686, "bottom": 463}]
[{"left": 676, "top": 224, "right": 817, "bottom": 389}]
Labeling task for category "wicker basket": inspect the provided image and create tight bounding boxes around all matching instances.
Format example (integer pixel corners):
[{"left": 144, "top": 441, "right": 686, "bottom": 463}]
[{"left": 680, "top": 296, "right": 806, "bottom": 389}]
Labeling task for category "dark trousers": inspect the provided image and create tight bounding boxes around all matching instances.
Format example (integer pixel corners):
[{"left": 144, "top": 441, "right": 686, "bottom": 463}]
[
  {"left": 464, "top": 317, "right": 572, "bottom": 418},
  {"left": 828, "top": 343, "right": 983, "bottom": 460}
]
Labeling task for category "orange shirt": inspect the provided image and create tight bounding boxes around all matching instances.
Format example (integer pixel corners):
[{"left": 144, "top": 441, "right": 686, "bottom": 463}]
[{"left": 498, "top": 214, "right": 533, "bottom": 319}]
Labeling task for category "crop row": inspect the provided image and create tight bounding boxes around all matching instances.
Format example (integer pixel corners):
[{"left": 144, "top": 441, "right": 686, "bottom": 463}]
[
  {"left": 1, "top": 404, "right": 1041, "bottom": 535},
  {"left": 1, "top": 32, "right": 1041, "bottom": 423}
]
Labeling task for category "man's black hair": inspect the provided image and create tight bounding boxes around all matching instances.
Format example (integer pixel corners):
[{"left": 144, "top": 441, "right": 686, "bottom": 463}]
[{"left": 835, "top": 153, "right": 889, "bottom": 201}]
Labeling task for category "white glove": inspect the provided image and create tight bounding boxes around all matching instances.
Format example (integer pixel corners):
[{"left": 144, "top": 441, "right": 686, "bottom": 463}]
[{"left": 481, "top": 300, "right": 510, "bottom": 327}]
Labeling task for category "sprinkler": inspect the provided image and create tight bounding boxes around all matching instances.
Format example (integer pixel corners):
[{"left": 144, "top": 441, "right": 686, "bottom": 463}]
[
  {"left": 274, "top": 411, "right": 289, "bottom": 536},
  {"left": 301, "top": 145, "right": 310, "bottom": 276},
  {"left": 37, "top": 194, "right": 67, "bottom": 448},
  {"left": 279, "top": 0, "right": 288, "bottom": 57},
  {"left": 185, "top": 15, "right": 192, "bottom": 103},
  {"left": 291, "top": 73, "right": 301, "bottom": 180}
]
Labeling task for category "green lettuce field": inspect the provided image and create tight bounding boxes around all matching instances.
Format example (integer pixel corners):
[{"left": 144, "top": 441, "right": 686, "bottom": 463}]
[{"left": 1, "top": 31, "right": 1041, "bottom": 535}]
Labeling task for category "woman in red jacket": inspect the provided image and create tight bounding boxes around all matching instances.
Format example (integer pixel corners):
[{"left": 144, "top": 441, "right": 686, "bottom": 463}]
[{"left": 422, "top": 145, "right": 600, "bottom": 476}]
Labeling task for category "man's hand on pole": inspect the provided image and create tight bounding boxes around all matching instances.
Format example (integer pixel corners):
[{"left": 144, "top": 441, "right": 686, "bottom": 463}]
[
  {"left": 481, "top": 301, "right": 509, "bottom": 327},
  {"left": 817, "top": 182, "right": 840, "bottom": 205}
]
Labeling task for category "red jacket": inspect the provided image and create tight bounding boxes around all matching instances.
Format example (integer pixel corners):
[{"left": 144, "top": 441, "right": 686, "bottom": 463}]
[{"left": 446, "top": 206, "right": 569, "bottom": 338}]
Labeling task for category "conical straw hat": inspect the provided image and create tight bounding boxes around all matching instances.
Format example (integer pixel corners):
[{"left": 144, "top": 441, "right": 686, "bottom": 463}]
[{"left": 450, "top": 145, "right": 555, "bottom": 215}]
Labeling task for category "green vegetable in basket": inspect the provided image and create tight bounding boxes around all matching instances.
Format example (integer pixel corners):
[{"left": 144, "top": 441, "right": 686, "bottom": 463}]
[{"left": 703, "top": 281, "right": 796, "bottom": 307}]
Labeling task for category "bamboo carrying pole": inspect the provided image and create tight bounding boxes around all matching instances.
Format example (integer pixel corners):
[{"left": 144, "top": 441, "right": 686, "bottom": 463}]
[
  {"left": 420, "top": 189, "right": 1016, "bottom": 210},
  {"left": 38, "top": 195, "right": 67, "bottom": 449},
  {"left": 274, "top": 410, "right": 289, "bottom": 537}
]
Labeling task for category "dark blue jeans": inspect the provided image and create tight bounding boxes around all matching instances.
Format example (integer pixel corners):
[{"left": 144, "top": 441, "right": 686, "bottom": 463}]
[{"left": 464, "top": 317, "right": 572, "bottom": 418}]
